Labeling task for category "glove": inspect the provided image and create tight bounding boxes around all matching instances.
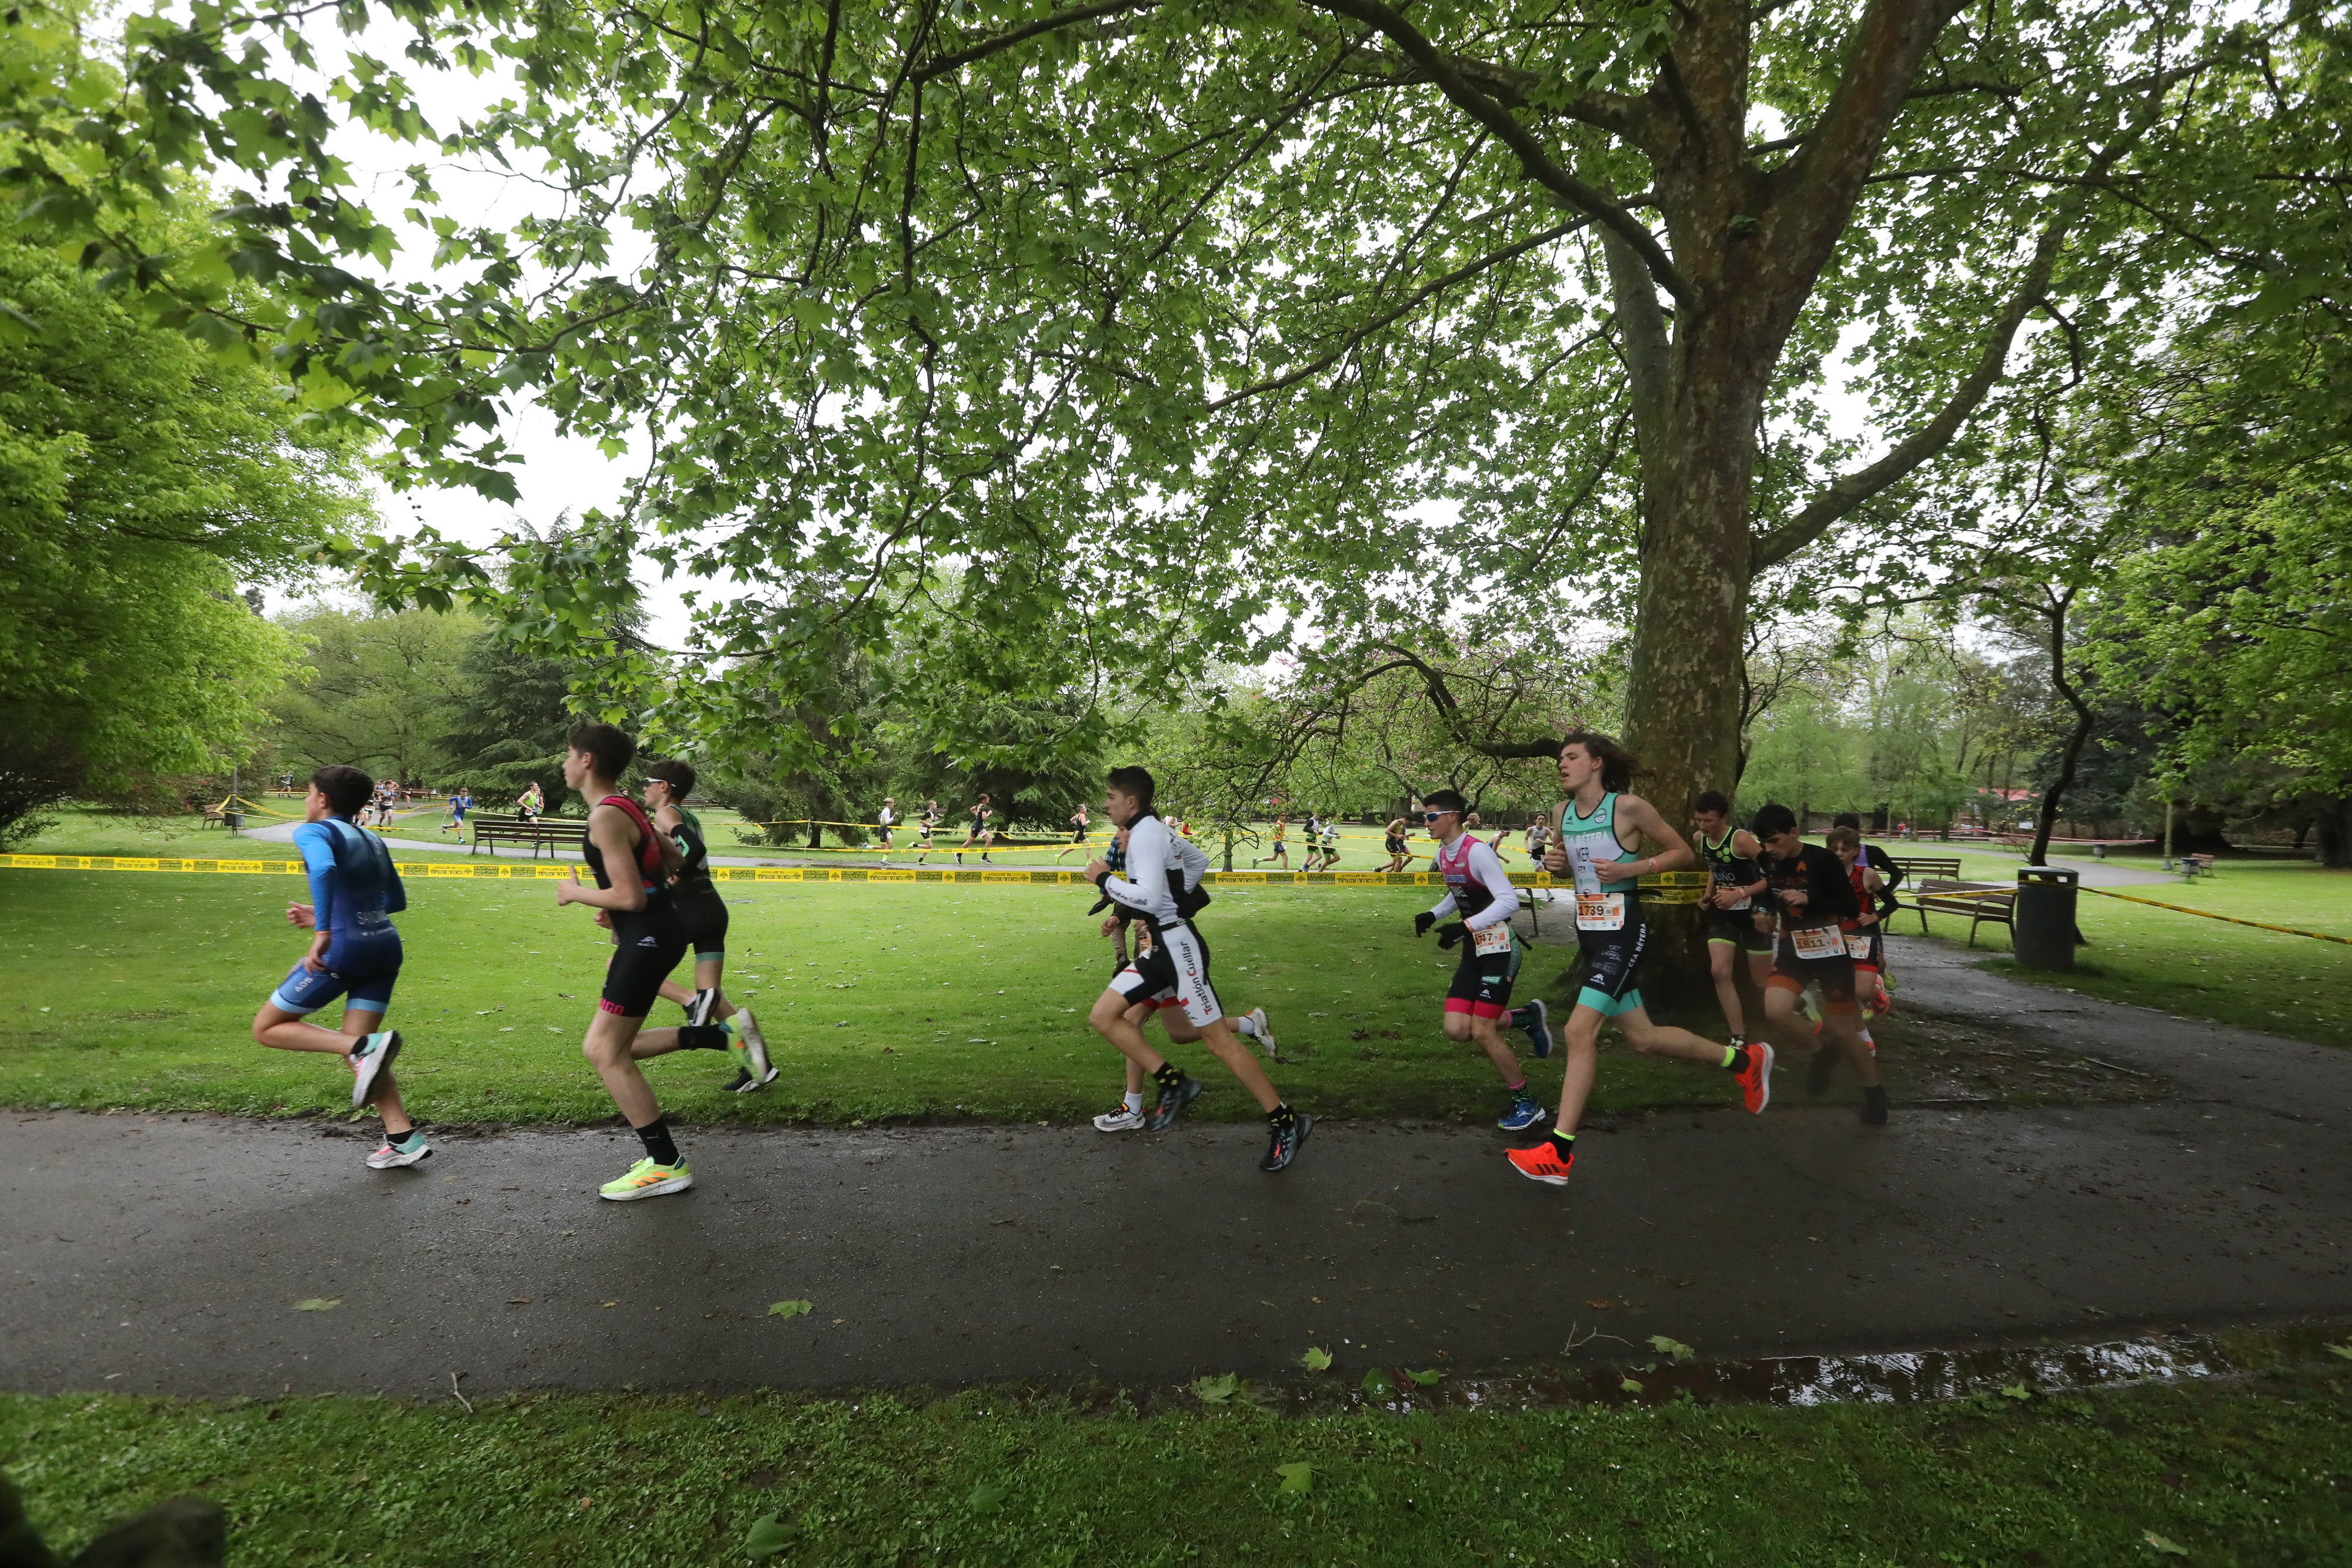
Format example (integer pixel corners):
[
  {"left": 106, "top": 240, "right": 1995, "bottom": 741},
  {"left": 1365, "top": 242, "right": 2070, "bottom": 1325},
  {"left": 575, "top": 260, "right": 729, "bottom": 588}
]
[
  {"left": 1413, "top": 911, "right": 1436, "bottom": 938},
  {"left": 1435, "top": 921, "right": 1467, "bottom": 950}
]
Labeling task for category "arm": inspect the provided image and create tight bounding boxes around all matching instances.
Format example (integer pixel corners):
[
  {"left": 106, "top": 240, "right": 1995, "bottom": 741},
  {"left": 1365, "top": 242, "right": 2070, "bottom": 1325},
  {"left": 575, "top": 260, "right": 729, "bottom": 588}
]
[
  {"left": 294, "top": 823, "right": 339, "bottom": 935},
  {"left": 556, "top": 805, "right": 650, "bottom": 913},
  {"left": 1098, "top": 821, "right": 1172, "bottom": 920},
  {"left": 1595, "top": 794, "right": 1694, "bottom": 882},
  {"left": 1462, "top": 841, "right": 1519, "bottom": 930}
]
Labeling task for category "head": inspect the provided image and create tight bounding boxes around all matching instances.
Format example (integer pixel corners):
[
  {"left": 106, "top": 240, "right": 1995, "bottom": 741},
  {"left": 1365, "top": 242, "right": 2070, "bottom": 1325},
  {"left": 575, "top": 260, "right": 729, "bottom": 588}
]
[
  {"left": 1832, "top": 811, "right": 1862, "bottom": 832},
  {"left": 1104, "top": 765, "right": 1155, "bottom": 827},
  {"left": 1422, "top": 788, "right": 1468, "bottom": 840},
  {"left": 1556, "top": 728, "right": 1637, "bottom": 795},
  {"left": 884, "top": 797, "right": 896, "bottom": 808},
  {"left": 1464, "top": 812, "right": 1482, "bottom": 829},
  {"left": 309, "top": 764, "right": 374, "bottom": 821},
  {"left": 1826, "top": 825, "right": 1861, "bottom": 864},
  {"left": 1752, "top": 802, "right": 1802, "bottom": 859},
  {"left": 1692, "top": 788, "right": 1732, "bottom": 836},
  {"left": 643, "top": 758, "right": 696, "bottom": 808},
  {"left": 563, "top": 722, "right": 636, "bottom": 791},
  {"left": 977, "top": 793, "right": 991, "bottom": 806}
]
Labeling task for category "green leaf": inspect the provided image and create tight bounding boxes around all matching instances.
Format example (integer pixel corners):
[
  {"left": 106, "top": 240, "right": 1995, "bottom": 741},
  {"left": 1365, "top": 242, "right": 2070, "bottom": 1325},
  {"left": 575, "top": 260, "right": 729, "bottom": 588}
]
[
  {"left": 1301, "top": 1346, "right": 1332, "bottom": 1372},
  {"left": 2325, "top": 1343, "right": 2352, "bottom": 1361},
  {"left": 1405, "top": 1368, "right": 1441, "bottom": 1386},
  {"left": 767, "top": 1299, "right": 812, "bottom": 1318},
  {"left": 1619, "top": 1376, "right": 1643, "bottom": 1394},
  {"left": 1646, "top": 1335, "right": 1695, "bottom": 1363},
  {"left": 2143, "top": 1530, "right": 2190, "bottom": 1557},
  {"left": 1361, "top": 1368, "right": 1395, "bottom": 1399},
  {"left": 1274, "top": 1462, "right": 1312, "bottom": 1495},
  {"left": 1999, "top": 1383, "right": 2034, "bottom": 1402},
  {"left": 1191, "top": 1372, "right": 1240, "bottom": 1404},
  {"left": 294, "top": 1298, "right": 340, "bottom": 1311},
  {"left": 967, "top": 1482, "right": 1008, "bottom": 1514},
  {"left": 743, "top": 1514, "right": 797, "bottom": 1558}
]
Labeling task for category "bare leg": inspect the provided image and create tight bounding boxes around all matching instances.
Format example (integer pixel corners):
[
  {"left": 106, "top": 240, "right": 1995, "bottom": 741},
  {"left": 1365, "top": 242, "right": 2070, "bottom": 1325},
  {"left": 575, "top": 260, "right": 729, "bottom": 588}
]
[
  {"left": 1090, "top": 988, "right": 1167, "bottom": 1076},
  {"left": 1706, "top": 940, "right": 1747, "bottom": 1036},
  {"left": 1823, "top": 1005, "right": 1881, "bottom": 1086},
  {"left": 1617, "top": 1006, "right": 1726, "bottom": 1064},
  {"left": 1553, "top": 1005, "right": 1607, "bottom": 1134},
  {"left": 582, "top": 1010, "right": 663, "bottom": 1125},
  {"left": 1442, "top": 1009, "right": 1523, "bottom": 1084}
]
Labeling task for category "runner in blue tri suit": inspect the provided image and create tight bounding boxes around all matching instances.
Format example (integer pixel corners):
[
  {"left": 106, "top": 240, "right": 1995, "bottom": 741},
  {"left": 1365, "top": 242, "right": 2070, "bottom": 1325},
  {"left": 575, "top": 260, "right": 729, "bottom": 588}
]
[{"left": 248, "top": 764, "right": 428, "bottom": 1170}]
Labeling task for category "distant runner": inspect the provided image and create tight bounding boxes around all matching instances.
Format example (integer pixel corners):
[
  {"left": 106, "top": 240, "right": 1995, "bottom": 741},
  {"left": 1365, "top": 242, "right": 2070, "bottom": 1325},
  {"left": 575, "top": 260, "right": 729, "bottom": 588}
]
[{"left": 1055, "top": 802, "right": 1093, "bottom": 865}]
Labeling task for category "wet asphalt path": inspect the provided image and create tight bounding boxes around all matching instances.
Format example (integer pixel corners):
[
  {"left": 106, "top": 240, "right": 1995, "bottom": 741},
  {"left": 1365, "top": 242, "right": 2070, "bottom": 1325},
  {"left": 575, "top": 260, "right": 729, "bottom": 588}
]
[{"left": 6, "top": 938, "right": 2347, "bottom": 1398}]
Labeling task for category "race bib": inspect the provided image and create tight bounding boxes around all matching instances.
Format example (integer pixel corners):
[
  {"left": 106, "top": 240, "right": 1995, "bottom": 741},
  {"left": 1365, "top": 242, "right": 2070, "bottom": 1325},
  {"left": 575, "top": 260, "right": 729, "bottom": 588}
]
[
  {"left": 1472, "top": 923, "right": 1513, "bottom": 957},
  {"left": 1790, "top": 924, "right": 1843, "bottom": 960},
  {"left": 1576, "top": 891, "right": 1625, "bottom": 931}
]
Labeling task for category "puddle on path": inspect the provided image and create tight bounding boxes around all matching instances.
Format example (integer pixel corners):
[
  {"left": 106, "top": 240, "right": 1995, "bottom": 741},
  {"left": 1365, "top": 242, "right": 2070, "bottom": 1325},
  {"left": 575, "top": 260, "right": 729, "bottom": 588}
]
[{"left": 1110, "top": 1321, "right": 2350, "bottom": 1417}]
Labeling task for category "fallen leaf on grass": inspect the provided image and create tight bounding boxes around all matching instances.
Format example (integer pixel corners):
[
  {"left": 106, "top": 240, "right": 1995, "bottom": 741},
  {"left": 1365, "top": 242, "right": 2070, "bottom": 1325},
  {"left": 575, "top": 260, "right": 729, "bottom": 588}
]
[
  {"left": 294, "top": 1299, "right": 340, "bottom": 1312},
  {"left": 1647, "top": 1335, "right": 1695, "bottom": 1363},
  {"left": 1192, "top": 1372, "right": 1241, "bottom": 1404},
  {"left": 1361, "top": 1368, "right": 1395, "bottom": 1399},
  {"left": 1301, "top": 1346, "right": 1332, "bottom": 1372},
  {"left": 1405, "top": 1368, "right": 1440, "bottom": 1386},
  {"left": 1275, "top": 1462, "right": 1313, "bottom": 1495},
  {"left": 2143, "top": 1530, "right": 2190, "bottom": 1556},
  {"left": 1619, "top": 1377, "right": 1643, "bottom": 1394},
  {"left": 767, "top": 1299, "right": 813, "bottom": 1318},
  {"left": 2326, "top": 1343, "right": 2352, "bottom": 1361},
  {"left": 743, "top": 1513, "right": 797, "bottom": 1558},
  {"left": 967, "top": 1482, "right": 1008, "bottom": 1514},
  {"left": 1999, "top": 1383, "right": 2034, "bottom": 1402}
]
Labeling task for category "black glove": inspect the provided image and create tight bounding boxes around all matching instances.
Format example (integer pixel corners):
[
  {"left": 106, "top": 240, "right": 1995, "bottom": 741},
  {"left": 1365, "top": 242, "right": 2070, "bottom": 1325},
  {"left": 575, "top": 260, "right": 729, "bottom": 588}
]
[
  {"left": 1435, "top": 921, "right": 1467, "bottom": 950},
  {"left": 1414, "top": 911, "right": 1436, "bottom": 938}
]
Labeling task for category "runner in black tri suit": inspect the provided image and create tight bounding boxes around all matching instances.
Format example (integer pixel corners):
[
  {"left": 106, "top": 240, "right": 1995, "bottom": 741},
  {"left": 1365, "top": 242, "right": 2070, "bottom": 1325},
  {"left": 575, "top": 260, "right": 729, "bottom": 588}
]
[
  {"left": 1752, "top": 803, "right": 1886, "bottom": 1122},
  {"left": 554, "top": 724, "right": 709, "bottom": 1201},
  {"left": 1692, "top": 790, "right": 1773, "bottom": 1051},
  {"left": 956, "top": 794, "right": 994, "bottom": 865}
]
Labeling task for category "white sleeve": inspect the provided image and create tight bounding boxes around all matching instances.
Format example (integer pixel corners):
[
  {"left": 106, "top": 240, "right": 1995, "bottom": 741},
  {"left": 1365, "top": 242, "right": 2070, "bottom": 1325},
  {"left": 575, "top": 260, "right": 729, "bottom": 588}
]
[
  {"left": 1102, "top": 818, "right": 1175, "bottom": 921},
  {"left": 1171, "top": 835, "right": 1211, "bottom": 888},
  {"left": 1428, "top": 891, "right": 1459, "bottom": 920},
  {"left": 1462, "top": 841, "right": 1520, "bottom": 930}
]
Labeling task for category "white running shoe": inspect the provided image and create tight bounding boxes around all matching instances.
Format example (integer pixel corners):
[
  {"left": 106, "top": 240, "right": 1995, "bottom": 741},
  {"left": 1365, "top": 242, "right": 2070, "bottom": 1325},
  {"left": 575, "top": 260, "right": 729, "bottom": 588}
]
[
  {"left": 1241, "top": 1007, "right": 1277, "bottom": 1059},
  {"left": 349, "top": 1029, "right": 401, "bottom": 1107},
  {"left": 366, "top": 1132, "right": 432, "bottom": 1169},
  {"left": 1093, "top": 1105, "right": 1147, "bottom": 1132},
  {"left": 729, "top": 1009, "right": 774, "bottom": 1087},
  {"left": 688, "top": 988, "right": 720, "bottom": 1028}
]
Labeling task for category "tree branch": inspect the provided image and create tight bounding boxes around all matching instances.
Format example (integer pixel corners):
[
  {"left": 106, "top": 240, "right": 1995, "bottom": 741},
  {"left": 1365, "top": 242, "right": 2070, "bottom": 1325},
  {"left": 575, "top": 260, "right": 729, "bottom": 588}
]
[
  {"left": 1302, "top": 0, "right": 1690, "bottom": 302},
  {"left": 1748, "top": 211, "right": 2067, "bottom": 570},
  {"left": 914, "top": 0, "right": 1160, "bottom": 81}
]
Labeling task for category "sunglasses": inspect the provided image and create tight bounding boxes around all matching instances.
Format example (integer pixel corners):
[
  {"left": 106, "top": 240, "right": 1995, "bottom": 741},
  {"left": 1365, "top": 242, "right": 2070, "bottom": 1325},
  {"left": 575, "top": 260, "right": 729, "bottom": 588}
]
[{"left": 1421, "top": 810, "right": 1457, "bottom": 823}]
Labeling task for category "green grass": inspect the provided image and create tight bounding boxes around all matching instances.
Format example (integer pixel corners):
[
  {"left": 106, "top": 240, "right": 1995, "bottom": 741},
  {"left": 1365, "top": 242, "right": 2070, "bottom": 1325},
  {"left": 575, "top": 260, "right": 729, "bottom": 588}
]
[
  {"left": 11, "top": 804, "right": 479, "bottom": 862},
  {"left": 1905, "top": 859, "right": 2352, "bottom": 1051},
  {"left": 0, "top": 872, "right": 1762, "bottom": 1126},
  {"left": 5, "top": 1363, "right": 2347, "bottom": 1566}
]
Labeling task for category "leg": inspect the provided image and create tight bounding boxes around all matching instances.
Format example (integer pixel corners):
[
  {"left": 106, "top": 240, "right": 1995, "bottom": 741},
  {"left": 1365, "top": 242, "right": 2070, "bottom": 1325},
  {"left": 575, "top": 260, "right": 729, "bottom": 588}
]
[
  {"left": 1616, "top": 1006, "right": 1724, "bottom": 1066},
  {"left": 252, "top": 1002, "right": 366, "bottom": 1056},
  {"left": 1552, "top": 1004, "right": 1606, "bottom": 1135},
  {"left": 1088, "top": 987, "right": 1167, "bottom": 1077},
  {"left": 1195, "top": 1019, "right": 1281, "bottom": 1112},
  {"left": 583, "top": 1009, "right": 665, "bottom": 1124},
  {"left": 1441, "top": 1007, "right": 1522, "bottom": 1085},
  {"left": 1707, "top": 938, "right": 1747, "bottom": 1037},
  {"left": 337, "top": 1005, "right": 412, "bottom": 1137}
]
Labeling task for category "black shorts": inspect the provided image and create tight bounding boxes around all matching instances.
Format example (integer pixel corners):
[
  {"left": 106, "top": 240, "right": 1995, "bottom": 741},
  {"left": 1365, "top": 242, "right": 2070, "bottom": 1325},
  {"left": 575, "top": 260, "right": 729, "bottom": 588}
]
[
  {"left": 1111, "top": 920, "right": 1222, "bottom": 1029},
  {"left": 601, "top": 900, "right": 689, "bottom": 1019},
  {"left": 1705, "top": 908, "right": 1774, "bottom": 952},
  {"left": 1769, "top": 931, "right": 1856, "bottom": 1007},
  {"left": 1384, "top": 836, "right": 1405, "bottom": 855},
  {"left": 673, "top": 885, "right": 729, "bottom": 960},
  {"left": 1572, "top": 917, "right": 1646, "bottom": 1018},
  {"left": 1444, "top": 942, "right": 1518, "bottom": 1019}
]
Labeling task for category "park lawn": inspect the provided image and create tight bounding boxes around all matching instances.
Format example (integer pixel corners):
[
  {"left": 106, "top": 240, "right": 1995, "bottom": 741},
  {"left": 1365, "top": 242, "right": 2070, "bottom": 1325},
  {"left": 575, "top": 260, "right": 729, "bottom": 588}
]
[
  {"left": 9, "top": 805, "right": 479, "bottom": 863},
  {"left": 1906, "top": 860, "right": 2352, "bottom": 1052},
  {"left": 5, "top": 1362, "right": 2347, "bottom": 1567},
  {"left": 0, "top": 872, "right": 1753, "bottom": 1127}
]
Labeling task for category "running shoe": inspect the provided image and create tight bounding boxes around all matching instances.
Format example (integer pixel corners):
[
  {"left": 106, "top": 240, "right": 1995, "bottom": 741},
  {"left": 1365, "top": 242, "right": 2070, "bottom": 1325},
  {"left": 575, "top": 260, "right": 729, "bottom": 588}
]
[
  {"left": 1093, "top": 1105, "right": 1147, "bottom": 1133},
  {"left": 1861, "top": 1086, "right": 1890, "bottom": 1125},
  {"left": 599, "top": 1157, "right": 694, "bottom": 1201},
  {"left": 1241, "top": 1007, "right": 1277, "bottom": 1059},
  {"left": 729, "top": 1009, "right": 774, "bottom": 1088},
  {"left": 1806, "top": 1046, "right": 1836, "bottom": 1095},
  {"left": 365, "top": 1131, "right": 432, "bottom": 1169},
  {"left": 1144, "top": 1073, "right": 1204, "bottom": 1132},
  {"left": 1734, "top": 1041, "right": 1775, "bottom": 1115},
  {"left": 349, "top": 1029, "right": 401, "bottom": 1108},
  {"left": 1259, "top": 1112, "right": 1312, "bottom": 1172},
  {"left": 1505, "top": 1138, "right": 1575, "bottom": 1186},
  {"left": 687, "top": 988, "right": 719, "bottom": 1027},
  {"left": 1496, "top": 1098, "right": 1548, "bottom": 1132},
  {"left": 1518, "top": 998, "right": 1552, "bottom": 1059}
]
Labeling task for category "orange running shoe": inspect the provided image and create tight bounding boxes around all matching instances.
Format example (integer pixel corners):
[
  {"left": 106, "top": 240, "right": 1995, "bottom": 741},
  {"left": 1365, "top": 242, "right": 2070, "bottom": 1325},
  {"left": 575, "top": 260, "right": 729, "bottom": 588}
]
[
  {"left": 1505, "top": 1138, "right": 1575, "bottom": 1186},
  {"left": 1735, "top": 1041, "right": 1775, "bottom": 1115}
]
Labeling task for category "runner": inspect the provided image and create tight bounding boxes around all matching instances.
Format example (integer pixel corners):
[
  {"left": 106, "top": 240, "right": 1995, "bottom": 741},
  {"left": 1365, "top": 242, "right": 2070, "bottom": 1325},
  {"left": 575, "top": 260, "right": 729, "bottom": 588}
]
[
  {"left": 552, "top": 724, "right": 703, "bottom": 1200},
  {"left": 248, "top": 765, "right": 427, "bottom": 1170},
  {"left": 516, "top": 780, "right": 544, "bottom": 823},
  {"left": 1826, "top": 825, "right": 1886, "bottom": 1054},
  {"left": 619, "top": 760, "right": 774, "bottom": 1093},
  {"left": 1085, "top": 767, "right": 1309, "bottom": 1169},
  {"left": 956, "top": 794, "right": 994, "bottom": 865},
  {"left": 1750, "top": 804, "right": 1887, "bottom": 1121},
  {"left": 876, "top": 797, "right": 897, "bottom": 861},
  {"left": 914, "top": 800, "right": 938, "bottom": 865},
  {"left": 1091, "top": 823, "right": 1274, "bottom": 1131},
  {"left": 1831, "top": 811, "right": 1903, "bottom": 1011},
  {"left": 1382, "top": 817, "right": 1411, "bottom": 872},
  {"left": 1506, "top": 732, "right": 1773, "bottom": 1187},
  {"left": 1524, "top": 813, "right": 1549, "bottom": 866},
  {"left": 1296, "top": 811, "right": 1324, "bottom": 872},
  {"left": 1251, "top": 815, "right": 1289, "bottom": 869},
  {"left": 1692, "top": 790, "right": 1773, "bottom": 1048},
  {"left": 1055, "top": 802, "right": 1092, "bottom": 865},
  {"left": 1318, "top": 814, "right": 1342, "bottom": 870},
  {"left": 1410, "top": 790, "right": 1546, "bottom": 1132},
  {"left": 442, "top": 784, "right": 473, "bottom": 837}
]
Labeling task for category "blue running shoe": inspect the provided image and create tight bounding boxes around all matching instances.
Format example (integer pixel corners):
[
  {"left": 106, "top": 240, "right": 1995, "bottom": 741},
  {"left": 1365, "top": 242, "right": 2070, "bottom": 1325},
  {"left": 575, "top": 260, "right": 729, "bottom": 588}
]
[
  {"left": 1496, "top": 1098, "right": 1548, "bottom": 1133},
  {"left": 1519, "top": 998, "right": 1552, "bottom": 1059}
]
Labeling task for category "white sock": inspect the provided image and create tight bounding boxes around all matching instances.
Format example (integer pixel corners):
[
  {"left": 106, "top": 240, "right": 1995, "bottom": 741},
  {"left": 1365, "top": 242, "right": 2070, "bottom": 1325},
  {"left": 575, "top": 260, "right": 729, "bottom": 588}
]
[
  {"left": 1123, "top": 1091, "right": 1145, "bottom": 1114},
  {"left": 1232, "top": 1013, "right": 1258, "bottom": 1038}
]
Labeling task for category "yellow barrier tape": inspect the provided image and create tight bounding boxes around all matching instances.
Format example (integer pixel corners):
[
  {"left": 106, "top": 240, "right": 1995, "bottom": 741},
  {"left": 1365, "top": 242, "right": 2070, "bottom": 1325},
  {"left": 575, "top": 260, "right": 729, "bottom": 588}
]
[{"left": 2077, "top": 885, "right": 2352, "bottom": 947}]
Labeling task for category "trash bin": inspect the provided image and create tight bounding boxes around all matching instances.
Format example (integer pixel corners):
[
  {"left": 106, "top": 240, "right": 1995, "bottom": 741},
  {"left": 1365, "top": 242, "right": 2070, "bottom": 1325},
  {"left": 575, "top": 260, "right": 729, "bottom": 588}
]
[
  {"left": 2013, "top": 867, "right": 2079, "bottom": 971},
  {"left": 224, "top": 810, "right": 245, "bottom": 833}
]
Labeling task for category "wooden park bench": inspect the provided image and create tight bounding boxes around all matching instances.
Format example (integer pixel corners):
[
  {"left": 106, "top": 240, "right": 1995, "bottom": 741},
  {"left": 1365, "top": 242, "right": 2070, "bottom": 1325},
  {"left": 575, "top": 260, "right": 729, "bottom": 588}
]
[
  {"left": 1902, "top": 878, "right": 2017, "bottom": 947},
  {"left": 1889, "top": 855, "right": 1963, "bottom": 881},
  {"left": 2179, "top": 852, "right": 2216, "bottom": 878},
  {"left": 469, "top": 812, "right": 589, "bottom": 859}
]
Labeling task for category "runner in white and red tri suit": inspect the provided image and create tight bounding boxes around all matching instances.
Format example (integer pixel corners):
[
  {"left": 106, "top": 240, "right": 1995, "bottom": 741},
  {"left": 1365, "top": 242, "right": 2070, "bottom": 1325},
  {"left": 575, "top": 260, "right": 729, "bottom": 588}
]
[{"left": 1409, "top": 790, "right": 1548, "bottom": 1132}]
